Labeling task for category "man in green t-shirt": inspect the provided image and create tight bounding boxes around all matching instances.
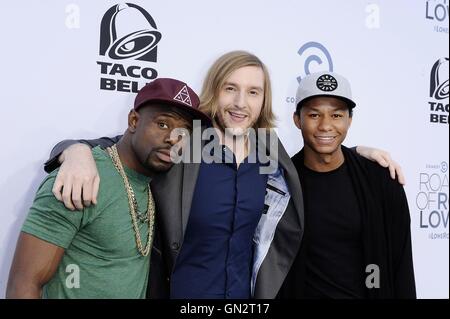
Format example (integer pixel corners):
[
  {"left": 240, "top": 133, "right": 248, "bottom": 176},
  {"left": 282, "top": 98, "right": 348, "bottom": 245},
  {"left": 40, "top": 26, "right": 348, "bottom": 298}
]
[{"left": 6, "top": 78, "right": 210, "bottom": 298}]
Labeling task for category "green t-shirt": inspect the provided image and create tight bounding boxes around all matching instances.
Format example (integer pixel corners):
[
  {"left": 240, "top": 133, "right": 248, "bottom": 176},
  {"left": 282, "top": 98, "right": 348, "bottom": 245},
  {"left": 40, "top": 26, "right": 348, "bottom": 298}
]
[{"left": 22, "top": 146, "right": 152, "bottom": 299}]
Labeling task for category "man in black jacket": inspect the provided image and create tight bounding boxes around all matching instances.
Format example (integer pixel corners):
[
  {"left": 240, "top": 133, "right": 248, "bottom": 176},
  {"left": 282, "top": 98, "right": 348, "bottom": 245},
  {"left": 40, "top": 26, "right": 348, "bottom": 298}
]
[{"left": 283, "top": 71, "right": 416, "bottom": 298}]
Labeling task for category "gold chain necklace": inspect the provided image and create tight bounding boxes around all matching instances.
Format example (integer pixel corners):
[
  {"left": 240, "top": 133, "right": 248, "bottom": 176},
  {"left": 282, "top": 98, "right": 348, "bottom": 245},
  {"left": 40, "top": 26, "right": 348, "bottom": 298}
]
[{"left": 107, "top": 144, "right": 154, "bottom": 257}]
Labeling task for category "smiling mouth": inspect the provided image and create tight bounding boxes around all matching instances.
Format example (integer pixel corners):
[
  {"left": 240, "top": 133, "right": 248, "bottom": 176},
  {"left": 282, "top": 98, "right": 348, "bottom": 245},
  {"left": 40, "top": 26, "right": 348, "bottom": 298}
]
[
  {"left": 315, "top": 136, "right": 337, "bottom": 144},
  {"left": 228, "top": 111, "right": 248, "bottom": 122}
]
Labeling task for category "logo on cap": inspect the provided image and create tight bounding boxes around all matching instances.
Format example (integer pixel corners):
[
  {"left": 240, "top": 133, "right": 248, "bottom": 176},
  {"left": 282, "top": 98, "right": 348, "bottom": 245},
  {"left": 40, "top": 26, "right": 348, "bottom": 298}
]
[
  {"left": 317, "top": 74, "right": 338, "bottom": 92},
  {"left": 173, "top": 85, "right": 193, "bottom": 106}
]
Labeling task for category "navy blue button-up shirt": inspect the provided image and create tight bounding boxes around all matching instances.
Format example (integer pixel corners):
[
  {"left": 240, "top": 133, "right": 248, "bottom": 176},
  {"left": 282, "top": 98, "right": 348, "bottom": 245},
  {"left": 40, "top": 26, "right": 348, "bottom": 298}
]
[{"left": 170, "top": 146, "right": 268, "bottom": 299}]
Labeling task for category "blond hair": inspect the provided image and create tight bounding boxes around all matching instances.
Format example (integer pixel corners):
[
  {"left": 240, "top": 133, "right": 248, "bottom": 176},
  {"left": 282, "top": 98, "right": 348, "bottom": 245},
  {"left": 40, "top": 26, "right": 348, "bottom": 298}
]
[{"left": 199, "top": 51, "right": 276, "bottom": 129}]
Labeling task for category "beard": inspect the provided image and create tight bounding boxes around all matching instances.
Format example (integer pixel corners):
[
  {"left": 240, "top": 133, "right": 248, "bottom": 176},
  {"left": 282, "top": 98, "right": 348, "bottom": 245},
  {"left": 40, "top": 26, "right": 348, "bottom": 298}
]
[
  {"left": 142, "top": 148, "right": 173, "bottom": 173},
  {"left": 214, "top": 107, "right": 257, "bottom": 137}
]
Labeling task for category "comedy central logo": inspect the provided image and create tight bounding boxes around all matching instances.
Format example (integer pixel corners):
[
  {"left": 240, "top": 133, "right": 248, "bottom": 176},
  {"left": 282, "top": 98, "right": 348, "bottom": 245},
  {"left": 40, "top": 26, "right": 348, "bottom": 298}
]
[
  {"left": 428, "top": 57, "right": 449, "bottom": 124},
  {"left": 285, "top": 42, "right": 334, "bottom": 105},
  {"left": 317, "top": 74, "right": 338, "bottom": 92},
  {"left": 97, "top": 3, "right": 161, "bottom": 93}
]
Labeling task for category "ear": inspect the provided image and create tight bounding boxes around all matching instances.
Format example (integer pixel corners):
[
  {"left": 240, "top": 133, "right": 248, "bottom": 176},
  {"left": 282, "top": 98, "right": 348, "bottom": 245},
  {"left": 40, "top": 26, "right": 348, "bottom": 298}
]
[
  {"left": 347, "top": 115, "right": 353, "bottom": 129},
  {"left": 293, "top": 112, "right": 302, "bottom": 130},
  {"left": 128, "top": 109, "right": 140, "bottom": 133}
]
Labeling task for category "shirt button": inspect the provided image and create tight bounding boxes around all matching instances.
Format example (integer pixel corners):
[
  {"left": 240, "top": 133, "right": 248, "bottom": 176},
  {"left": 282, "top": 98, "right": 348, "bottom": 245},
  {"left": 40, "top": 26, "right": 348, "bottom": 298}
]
[{"left": 171, "top": 242, "right": 180, "bottom": 250}]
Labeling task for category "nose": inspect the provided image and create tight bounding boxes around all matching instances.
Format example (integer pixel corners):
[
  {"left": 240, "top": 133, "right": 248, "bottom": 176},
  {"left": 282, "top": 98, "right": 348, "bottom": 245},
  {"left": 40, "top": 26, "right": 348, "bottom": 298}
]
[
  {"left": 164, "top": 128, "right": 187, "bottom": 147},
  {"left": 165, "top": 133, "right": 179, "bottom": 146},
  {"left": 318, "top": 115, "right": 333, "bottom": 131},
  {"left": 233, "top": 90, "right": 247, "bottom": 110}
]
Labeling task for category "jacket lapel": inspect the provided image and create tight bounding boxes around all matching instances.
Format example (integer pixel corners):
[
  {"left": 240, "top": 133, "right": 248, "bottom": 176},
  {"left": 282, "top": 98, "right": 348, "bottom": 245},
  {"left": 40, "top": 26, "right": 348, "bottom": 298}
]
[
  {"left": 151, "top": 131, "right": 206, "bottom": 271},
  {"left": 151, "top": 163, "right": 184, "bottom": 250},
  {"left": 260, "top": 130, "right": 304, "bottom": 227},
  {"left": 277, "top": 140, "right": 304, "bottom": 229},
  {"left": 181, "top": 162, "right": 200, "bottom": 236},
  {"left": 254, "top": 132, "right": 305, "bottom": 298}
]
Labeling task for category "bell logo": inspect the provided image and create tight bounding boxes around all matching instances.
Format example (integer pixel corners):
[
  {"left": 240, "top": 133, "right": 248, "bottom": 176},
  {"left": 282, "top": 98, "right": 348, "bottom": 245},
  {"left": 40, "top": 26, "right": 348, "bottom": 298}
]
[
  {"left": 97, "top": 3, "right": 161, "bottom": 93},
  {"left": 99, "top": 3, "right": 162, "bottom": 62},
  {"left": 428, "top": 57, "right": 449, "bottom": 124},
  {"left": 430, "top": 58, "right": 449, "bottom": 100}
]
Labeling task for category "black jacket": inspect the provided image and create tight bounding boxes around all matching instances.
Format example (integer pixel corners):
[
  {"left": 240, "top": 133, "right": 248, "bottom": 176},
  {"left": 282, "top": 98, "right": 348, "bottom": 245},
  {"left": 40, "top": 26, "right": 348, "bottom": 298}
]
[{"left": 282, "top": 146, "right": 416, "bottom": 298}]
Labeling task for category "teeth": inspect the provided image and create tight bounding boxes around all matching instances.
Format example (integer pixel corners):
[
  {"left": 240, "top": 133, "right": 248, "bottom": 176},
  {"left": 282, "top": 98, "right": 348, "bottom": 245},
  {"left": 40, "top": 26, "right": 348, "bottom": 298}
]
[
  {"left": 229, "top": 111, "right": 246, "bottom": 118},
  {"left": 316, "top": 137, "right": 334, "bottom": 140}
]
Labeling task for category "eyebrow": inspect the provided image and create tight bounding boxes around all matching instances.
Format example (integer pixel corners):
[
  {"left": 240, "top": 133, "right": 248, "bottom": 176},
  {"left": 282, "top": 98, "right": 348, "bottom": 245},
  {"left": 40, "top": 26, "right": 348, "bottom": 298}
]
[{"left": 223, "top": 81, "right": 264, "bottom": 92}]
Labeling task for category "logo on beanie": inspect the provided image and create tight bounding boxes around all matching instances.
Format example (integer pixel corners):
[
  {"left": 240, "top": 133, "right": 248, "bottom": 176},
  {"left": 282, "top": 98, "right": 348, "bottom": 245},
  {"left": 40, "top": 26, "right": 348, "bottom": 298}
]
[
  {"left": 173, "top": 85, "right": 193, "bottom": 106},
  {"left": 99, "top": 3, "right": 161, "bottom": 62},
  {"left": 317, "top": 74, "right": 338, "bottom": 92}
]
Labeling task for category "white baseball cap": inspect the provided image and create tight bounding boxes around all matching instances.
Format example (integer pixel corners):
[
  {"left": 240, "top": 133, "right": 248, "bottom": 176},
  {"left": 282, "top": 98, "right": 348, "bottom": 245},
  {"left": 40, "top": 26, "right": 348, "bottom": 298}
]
[{"left": 295, "top": 71, "right": 356, "bottom": 110}]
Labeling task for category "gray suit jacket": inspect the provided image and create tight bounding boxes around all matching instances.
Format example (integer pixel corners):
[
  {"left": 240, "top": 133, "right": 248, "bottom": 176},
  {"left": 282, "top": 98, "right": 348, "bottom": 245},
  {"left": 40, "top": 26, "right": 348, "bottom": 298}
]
[{"left": 46, "top": 133, "right": 304, "bottom": 299}]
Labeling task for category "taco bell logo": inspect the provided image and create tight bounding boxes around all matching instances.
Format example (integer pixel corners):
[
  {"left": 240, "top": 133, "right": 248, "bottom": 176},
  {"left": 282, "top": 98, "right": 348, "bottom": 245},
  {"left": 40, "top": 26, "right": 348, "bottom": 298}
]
[
  {"left": 99, "top": 3, "right": 161, "bottom": 62},
  {"left": 97, "top": 3, "right": 161, "bottom": 93},
  {"left": 428, "top": 58, "right": 449, "bottom": 124},
  {"left": 430, "top": 58, "right": 449, "bottom": 100}
]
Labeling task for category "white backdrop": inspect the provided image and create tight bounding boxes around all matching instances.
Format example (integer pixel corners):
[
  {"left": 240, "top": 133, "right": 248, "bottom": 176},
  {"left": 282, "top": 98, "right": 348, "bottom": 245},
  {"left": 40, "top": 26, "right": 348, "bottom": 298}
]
[{"left": 0, "top": 0, "right": 448, "bottom": 298}]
